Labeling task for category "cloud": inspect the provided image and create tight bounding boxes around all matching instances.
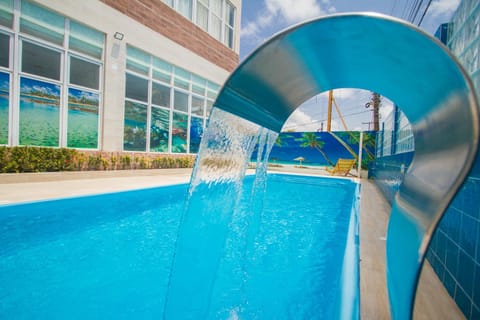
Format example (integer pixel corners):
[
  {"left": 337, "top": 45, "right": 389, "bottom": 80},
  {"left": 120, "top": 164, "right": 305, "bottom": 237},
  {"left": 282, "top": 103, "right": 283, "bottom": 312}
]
[
  {"left": 427, "top": 0, "right": 460, "bottom": 18},
  {"left": 241, "top": 0, "right": 336, "bottom": 40},
  {"left": 282, "top": 109, "right": 322, "bottom": 132},
  {"left": 265, "top": 0, "right": 324, "bottom": 23},
  {"left": 282, "top": 107, "right": 344, "bottom": 132},
  {"left": 241, "top": 21, "right": 259, "bottom": 37}
]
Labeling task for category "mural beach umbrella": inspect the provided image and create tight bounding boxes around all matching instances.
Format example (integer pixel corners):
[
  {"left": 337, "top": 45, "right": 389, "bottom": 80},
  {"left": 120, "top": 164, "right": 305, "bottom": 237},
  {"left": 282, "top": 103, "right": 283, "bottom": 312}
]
[{"left": 294, "top": 156, "right": 305, "bottom": 166}]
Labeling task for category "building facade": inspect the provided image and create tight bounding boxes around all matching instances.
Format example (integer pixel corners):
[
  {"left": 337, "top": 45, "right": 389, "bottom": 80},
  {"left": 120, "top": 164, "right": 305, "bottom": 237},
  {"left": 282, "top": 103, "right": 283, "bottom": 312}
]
[{"left": 0, "top": 0, "right": 241, "bottom": 154}]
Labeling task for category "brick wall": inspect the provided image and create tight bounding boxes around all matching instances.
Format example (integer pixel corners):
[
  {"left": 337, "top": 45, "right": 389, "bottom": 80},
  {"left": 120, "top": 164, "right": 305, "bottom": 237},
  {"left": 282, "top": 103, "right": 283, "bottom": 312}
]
[{"left": 100, "top": 0, "right": 239, "bottom": 72}]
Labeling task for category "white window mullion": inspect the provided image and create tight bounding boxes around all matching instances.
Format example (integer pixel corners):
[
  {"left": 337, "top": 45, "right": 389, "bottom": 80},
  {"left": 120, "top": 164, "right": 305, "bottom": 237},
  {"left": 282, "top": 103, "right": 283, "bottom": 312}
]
[
  {"left": 10, "top": 0, "right": 21, "bottom": 146},
  {"left": 186, "top": 93, "right": 191, "bottom": 154},
  {"left": 168, "top": 86, "right": 174, "bottom": 153},
  {"left": 60, "top": 19, "right": 69, "bottom": 148},
  {"left": 220, "top": 0, "right": 224, "bottom": 46},
  {"left": 146, "top": 56, "right": 153, "bottom": 152},
  {"left": 192, "top": 0, "right": 197, "bottom": 25}
]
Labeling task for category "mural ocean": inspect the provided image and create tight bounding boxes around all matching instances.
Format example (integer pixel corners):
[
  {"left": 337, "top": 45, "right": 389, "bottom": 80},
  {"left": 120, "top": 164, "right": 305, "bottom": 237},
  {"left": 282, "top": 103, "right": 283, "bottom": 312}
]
[
  {"left": 253, "top": 131, "right": 376, "bottom": 168},
  {"left": 0, "top": 72, "right": 9, "bottom": 145}
]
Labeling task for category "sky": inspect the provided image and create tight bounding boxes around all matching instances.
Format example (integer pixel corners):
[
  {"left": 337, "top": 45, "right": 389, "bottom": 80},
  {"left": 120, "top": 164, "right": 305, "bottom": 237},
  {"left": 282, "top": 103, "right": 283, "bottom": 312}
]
[{"left": 239, "top": 0, "right": 461, "bottom": 131}]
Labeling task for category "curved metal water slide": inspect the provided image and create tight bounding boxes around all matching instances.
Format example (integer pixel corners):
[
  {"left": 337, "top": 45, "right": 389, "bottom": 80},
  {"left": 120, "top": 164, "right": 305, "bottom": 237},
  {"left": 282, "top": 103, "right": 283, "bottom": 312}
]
[{"left": 214, "top": 13, "right": 479, "bottom": 319}]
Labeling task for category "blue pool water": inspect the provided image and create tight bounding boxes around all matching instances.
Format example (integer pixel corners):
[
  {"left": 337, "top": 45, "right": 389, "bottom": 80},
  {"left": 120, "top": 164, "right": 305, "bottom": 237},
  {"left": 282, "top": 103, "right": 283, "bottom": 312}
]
[{"left": 0, "top": 174, "right": 359, "bottom": 319}]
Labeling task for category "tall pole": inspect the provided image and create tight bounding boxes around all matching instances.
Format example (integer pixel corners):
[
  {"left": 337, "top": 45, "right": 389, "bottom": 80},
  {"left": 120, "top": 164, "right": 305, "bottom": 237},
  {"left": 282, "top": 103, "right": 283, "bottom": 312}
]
[
  {"left": 358, "top": 131, "right": 364, "bottom": 179},
  {"left": 327, "top": 90, "right": 333, "bottom": 132},
  {"left": 372, "top": 92, "right": 381, "bottom": 131}
]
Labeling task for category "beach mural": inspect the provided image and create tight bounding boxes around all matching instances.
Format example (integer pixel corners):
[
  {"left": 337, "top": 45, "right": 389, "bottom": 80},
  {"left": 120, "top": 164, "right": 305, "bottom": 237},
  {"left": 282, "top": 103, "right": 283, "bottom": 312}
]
[
  {"left": 67, "top": 88, "right": 99, "bottom": 149},
  {"left": 189, "top": 116, "right": 203, "bottom": 153},
  {"left": 0, "top": 72, "right": 9, "bottom": 144},
  {"left": 150, "top": 106, "right": 169, "bottom": 152},
  {"left": 172, "top": 111, "right": 187, "bottom": 153},
  {"left": 253, "top": 131, "right": 376, "bottom": 169},
  {"left": 124, "top": 100, "right": 147, "bottom": 151},
  {"left": 19, "top": 77, "right": 60, "bottom": 147}
]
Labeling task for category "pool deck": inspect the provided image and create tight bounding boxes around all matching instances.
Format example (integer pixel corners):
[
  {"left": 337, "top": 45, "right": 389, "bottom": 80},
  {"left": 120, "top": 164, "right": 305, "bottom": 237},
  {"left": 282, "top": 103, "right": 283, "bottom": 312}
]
[{"left": 0, "top": 168, "right": 465, "bottom": 319}]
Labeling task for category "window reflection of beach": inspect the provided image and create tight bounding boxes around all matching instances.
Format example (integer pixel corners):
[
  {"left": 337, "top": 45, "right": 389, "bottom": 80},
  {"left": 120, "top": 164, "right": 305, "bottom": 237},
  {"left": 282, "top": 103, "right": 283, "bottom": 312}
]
[{"left": 19, "top": 98, "right": 59, "bottom": 146}]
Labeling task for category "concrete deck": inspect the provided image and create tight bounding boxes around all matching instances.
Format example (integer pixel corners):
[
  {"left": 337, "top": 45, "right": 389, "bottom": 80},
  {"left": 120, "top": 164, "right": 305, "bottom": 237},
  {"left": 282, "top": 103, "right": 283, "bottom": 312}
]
[{"left": 0, "top": 168, "right": 465, "bottom": 319}]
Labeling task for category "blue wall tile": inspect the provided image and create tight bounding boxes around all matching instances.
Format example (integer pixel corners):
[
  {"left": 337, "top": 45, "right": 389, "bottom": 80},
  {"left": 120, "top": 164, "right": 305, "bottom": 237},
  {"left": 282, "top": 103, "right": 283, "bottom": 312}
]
[
  {"left": 441, "top": 207, "right": 462, "bottom": 244},
  {"left": 471, "top": 304, "right": 480, "bottom": 320},
  {"left": 474, "top": 263, "right": 480, "bottom": 313},
  {"left": 477, "top": 226, "right": 480, "bottom": 263},
  {"left": 458, "top": 249, "right": 475, "bottom": 297},
  {"left": 460, "top": 214, "right": 479, "bottom": 258},
  {"left": 436, "top": 230, "right": 447, "bottom": 263},
  {"left": 430, "top": 253, "right": 445, "bottom": 281},
  {"left": 445, "top": 238, "right": 459, "bottom": 278},
  {"left": 454, "top": 285, "right": 471, "bottom": 319},
  {"left": 444, "top": 270, "right": 456, "bottom": 298}
]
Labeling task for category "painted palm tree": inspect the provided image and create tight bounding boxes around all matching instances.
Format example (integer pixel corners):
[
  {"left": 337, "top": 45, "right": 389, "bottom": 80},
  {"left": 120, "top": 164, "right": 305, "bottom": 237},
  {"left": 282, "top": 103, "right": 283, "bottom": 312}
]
[
  {"left": 336, "top": 131, "right": 376, "bottom": 160},
  {"left": 295, "top": 132, "right": 334, "bottom": 166},
  {"left": 275, "top": 133, "right": 293, "bottom": 147}
]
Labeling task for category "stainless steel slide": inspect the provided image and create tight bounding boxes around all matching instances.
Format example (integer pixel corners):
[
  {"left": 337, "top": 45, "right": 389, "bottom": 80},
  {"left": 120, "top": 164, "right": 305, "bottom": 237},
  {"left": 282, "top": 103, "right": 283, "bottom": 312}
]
[{"left": 214, "top": 13, "right": 479, "bottom": 319}]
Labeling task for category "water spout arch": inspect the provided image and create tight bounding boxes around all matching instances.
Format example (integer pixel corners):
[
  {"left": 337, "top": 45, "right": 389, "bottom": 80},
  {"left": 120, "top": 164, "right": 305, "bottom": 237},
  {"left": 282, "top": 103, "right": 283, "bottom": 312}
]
[{"left": 214, "top": 13, "right": 479, "bottom": 319}]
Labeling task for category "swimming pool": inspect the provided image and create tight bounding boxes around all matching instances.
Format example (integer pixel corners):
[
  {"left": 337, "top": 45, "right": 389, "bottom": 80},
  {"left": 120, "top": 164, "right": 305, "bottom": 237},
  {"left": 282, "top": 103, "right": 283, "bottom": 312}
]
[{"left": 0, "top": 174, "right": 359, "bottom": 319}]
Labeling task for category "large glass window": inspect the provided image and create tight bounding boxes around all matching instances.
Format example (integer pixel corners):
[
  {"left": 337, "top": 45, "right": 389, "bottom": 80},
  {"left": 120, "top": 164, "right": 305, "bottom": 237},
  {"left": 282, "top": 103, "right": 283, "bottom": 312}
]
[
  {"left": 211, "top": 15, "right": 222, "bottom": 41},
  {"left": 159, "top": 0, "right": 236, "bottom": 50},
  {"left": 124, "top": 100, "right": 147, "bottom": 151},
  {"left": 190, "top": 116, "right": 203, "bottom": 153},
  {"left": 0, "top": 72, "right": 9, "bottom": 144},
  {"left": 206, "top": 99, "right": 213, "bottom": 118},
  {"left": 172, "top": 112, "right": 187, "bottom": 153},
  {"left": 196, "top": 1, "right": 209, "bottom": 31},
  {"left": 20, "top": 0, "right": 64, "bottom": 45},
  {"left": 211, "top": 0, "right": 222, "bottom": 16},
  {"left": 153, "top": 57, "right": 172, "bottom": 84},
  {"left": 124, "top": 45, "right": 220, "bottom": 153},
  {"left": 127, "top": 46, "right": 150, "bottom": 76},
  {"left": 19, "top": 77, "right": 60, "bottom": 146},
  {"left": 150, "top": 107, "right": 169, "bottom": 152},
  {"left": 2, "top": 0, "right": 104, "bottom": 149},
  {"left": 211, "top": 0, "right": 222, "bottom": 40},
  {"left": 152, "top": 82, "right": 170, "bottom": 107},
  {"left": 0, "top": 33, "right": 9, "bottom": 68},
  {"left": 192, "top": 74, "right": 205, "bottom": 95},
  {"left": 207, "top": 81, "right": 219, "bottom": 99},
  {"left": 0, "top": 0, "right": 13, "bottom": 29},
  {"left": 69, "top": 20, "right": 104, "bottom": 59},
  {"left": 174, "top": 90, "right": 189, "bottom": 113},
  {"left": 224, "top": 2, "right": 235, "bottom": 49},
  {"left": 174, "top": 67, "right": 190, "bottom": 90},
  {"left": 67, "top": 88, "right": 99, "bottom": 148},
  {"left": 22, "top": 41, "right": 61, "bottom": 80},
  {"left": 191, "top": 96, "right": 204, "bottom": 116},
  {"left": 126, "top": 73, "right": 148, "bottom": 102},
  {"left": 178, "top": 0, "right": 193, "bottom": 20},
  {"left": 70, "top": 56, "right": 100, "bottom": 90}
]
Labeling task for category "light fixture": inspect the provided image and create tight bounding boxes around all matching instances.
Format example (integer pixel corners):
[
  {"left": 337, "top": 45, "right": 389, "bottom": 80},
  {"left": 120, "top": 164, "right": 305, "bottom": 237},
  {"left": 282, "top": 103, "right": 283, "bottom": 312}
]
[{"left": 114, "top": 32, "right": 124, "bottom": 40}]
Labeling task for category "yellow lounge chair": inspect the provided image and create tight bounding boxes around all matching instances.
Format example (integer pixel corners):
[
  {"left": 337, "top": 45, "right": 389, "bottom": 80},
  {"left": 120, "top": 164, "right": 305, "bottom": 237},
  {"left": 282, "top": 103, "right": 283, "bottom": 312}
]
[{"left": 326, "top": 158, "right": 356, "bottom": 176}]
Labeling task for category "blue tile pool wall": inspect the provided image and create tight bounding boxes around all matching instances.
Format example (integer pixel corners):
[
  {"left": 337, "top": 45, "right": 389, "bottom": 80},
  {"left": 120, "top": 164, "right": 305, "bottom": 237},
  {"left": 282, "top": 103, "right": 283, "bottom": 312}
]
[
  {"left": 371, "top": 150, "right": 480, "bottom": 319},
  {"left": 426, "top": 151, "right": 480, "bottom": 320}
]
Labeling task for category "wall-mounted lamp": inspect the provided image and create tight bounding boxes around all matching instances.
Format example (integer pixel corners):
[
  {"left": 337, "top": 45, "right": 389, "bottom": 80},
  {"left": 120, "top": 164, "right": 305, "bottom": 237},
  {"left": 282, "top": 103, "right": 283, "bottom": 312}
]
[{"left": 114, "top": 32, "right": 124, "bottom": 40}]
